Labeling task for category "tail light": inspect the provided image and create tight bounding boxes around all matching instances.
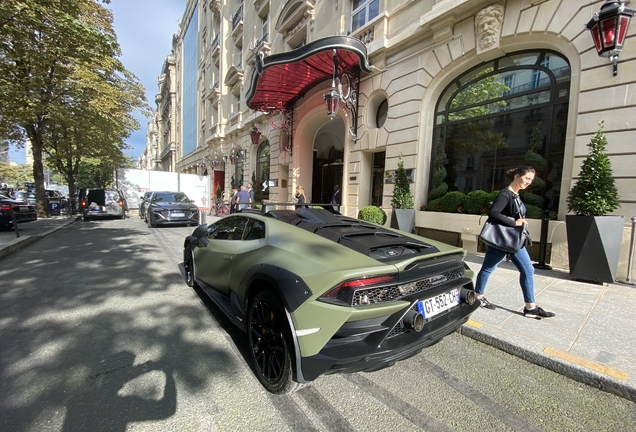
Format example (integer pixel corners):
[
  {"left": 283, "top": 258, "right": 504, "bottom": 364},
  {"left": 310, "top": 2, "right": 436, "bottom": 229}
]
[
  {"left": 1, "top": 204, "right": 11, "bottom": 211},
  {"left": 319, "top": 274, "right": 397, "bottom": 306},
  {"left": 81, "top": 200, "right": 87, "bottom": 209},
  {"left": 119, "top": 199, "right": 123, "bottom": 207}
]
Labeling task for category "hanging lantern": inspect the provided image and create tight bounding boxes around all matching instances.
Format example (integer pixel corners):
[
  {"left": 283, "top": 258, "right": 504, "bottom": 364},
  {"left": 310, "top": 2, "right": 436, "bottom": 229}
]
[
  {"left": 323, "top": 49, "right": 342, "bottom": 119},
  {"left": 586, "top": 0, "right": 635, "bottom": 75},
  {"left": 250, "top": 124, "right": 261, "bottom": 145},
  {"left": 212, "top": 159, "right": 220, "bottom": 169},
  {"left": 230, "top": 155, "right": 238, "bottom": 165}
]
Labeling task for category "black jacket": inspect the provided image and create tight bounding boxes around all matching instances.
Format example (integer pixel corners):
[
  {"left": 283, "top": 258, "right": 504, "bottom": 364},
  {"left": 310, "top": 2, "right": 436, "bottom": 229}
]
[{"left": 487, "top": 188, "right": 526, "bottom": 227}]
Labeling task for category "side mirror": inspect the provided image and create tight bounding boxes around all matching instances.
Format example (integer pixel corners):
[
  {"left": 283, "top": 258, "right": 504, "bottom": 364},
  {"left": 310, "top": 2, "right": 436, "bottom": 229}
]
[{"left": 192, "top": 224, "right": 208, "bottom": 238}]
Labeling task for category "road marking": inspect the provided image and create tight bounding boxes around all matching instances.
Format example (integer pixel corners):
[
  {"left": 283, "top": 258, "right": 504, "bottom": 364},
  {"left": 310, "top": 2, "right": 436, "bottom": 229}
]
[
  {"left": 543, "top": 347, "right": 628, "bottom": 380},
  {"left": 465, "top": 319, "right": 482, "bottom": 328}
]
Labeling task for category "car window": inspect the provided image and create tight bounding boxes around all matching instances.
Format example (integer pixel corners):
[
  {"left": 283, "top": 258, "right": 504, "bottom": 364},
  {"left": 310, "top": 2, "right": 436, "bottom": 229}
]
[
  {"left": 208, "top": 216, "right": 248, "bottom": 240},
  {"left": 105, "top": 190, "right": 119, "bottom": 202},
  {"left": 153, "top": 192, "right": 190, "bottom": 203},
  {"left": 244, "top": 219, "right": 266, "bottom": 240}
]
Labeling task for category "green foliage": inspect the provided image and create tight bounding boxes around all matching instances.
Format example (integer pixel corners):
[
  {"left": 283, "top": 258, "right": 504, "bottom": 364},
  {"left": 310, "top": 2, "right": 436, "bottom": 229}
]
[
  {"left": 567, "top": 121, "right": 620, "bottom": 216},
  {"left": 0, "top": 0, "right": 149, "bottom": 213},
  {"left": 421, "top": 189, "right": 544, "bottom": 219},
  {"left": 439, "top": 191, "right": 466, "bottom": 213},
  {"left": 519, "top": 191, "right": 543, "bottom": 207},
  {"left": 464, "top": 190, "right": 492, "bottom": 215},
  {"left": 357, "top": 206, "right": 387, "bottom": 225},
  {"left": 391, "top": 154, "right": 414, "bottom": 209},
  {"left": 0, "top": 163, "right": 33, "bottom": 187}
]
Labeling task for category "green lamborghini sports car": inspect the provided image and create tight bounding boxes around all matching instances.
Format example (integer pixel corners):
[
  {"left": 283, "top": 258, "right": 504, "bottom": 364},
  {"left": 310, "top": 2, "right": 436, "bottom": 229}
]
[{"left": 182, "top": 207, "right": 479, "bottom": 394}]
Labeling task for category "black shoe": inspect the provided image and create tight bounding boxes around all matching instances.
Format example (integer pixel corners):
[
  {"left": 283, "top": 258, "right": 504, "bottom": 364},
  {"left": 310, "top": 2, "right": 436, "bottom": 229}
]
[
  {"left": 523, "top": 306, "right": 555, "bottom": 318},
  {"left": 478, "top": 297, "right": 496, "bottom": 310}
]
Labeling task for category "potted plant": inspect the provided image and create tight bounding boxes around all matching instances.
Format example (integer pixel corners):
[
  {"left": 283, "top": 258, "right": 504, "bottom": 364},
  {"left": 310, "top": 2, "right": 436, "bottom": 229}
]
[
  {"left": 566, "top": 121, "right": 624, "bottom": 284},
  {"left": 390, "top": 154, "right": 415, "bottom": 232}
]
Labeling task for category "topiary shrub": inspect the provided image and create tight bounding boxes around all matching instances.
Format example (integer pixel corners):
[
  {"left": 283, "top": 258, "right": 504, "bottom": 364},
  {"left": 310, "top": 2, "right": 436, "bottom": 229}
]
[
  {"left": 439, "top": 191, "right": 466, "bottom": 213},
  {"left": 391, "top": 154, "right": 414, "bottom": 209},
  {"left": 422, "top": 198, "right": 443, "bottom": 212},
  {"left": 358, "top": 205, "right": 387, "bottom": 225},
  {"left": 464, "top": 190, "right": 492, "bottom": 215},
  {"left": 567, "top": 121, "right": 619, "bottom": 216},
  {"left": 520, "top": 191, "right": 543, "bottom": 207}
]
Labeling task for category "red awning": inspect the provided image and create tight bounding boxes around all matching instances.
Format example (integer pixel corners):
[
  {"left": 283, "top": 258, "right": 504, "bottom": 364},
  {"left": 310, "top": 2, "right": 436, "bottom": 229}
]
[{"left": 246, "top": 36, "right": 371, "bottom": 112}]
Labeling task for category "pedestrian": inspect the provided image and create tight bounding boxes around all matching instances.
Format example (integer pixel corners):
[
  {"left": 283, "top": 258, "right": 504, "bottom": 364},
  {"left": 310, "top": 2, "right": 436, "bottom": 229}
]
[
  {"left": 330, "top": 184, "right": 341, "bottom": 213},
  {"left": 247, "top": 182, "right": 254, "bottom": 208},
  {"left": 229, "top": 187, "right": 238, "bottom": 213},
  {"left": 475, "top": 166, "right": 555, "bottom": 319},
  {"left": 235, "top": 185, "right": 252, "bottom": 211},
  {"left": 295, "top": 185, "right": 307, "bottom": 208}
]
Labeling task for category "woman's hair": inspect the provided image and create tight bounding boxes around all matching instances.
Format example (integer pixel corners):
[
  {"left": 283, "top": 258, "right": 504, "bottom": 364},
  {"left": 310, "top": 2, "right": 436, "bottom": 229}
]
[
  {"left": 506, "top": 166, "right": 535, "bottom": 181},
  {"left": 296, "top": 185, "right": 304, "bottom": 193}
]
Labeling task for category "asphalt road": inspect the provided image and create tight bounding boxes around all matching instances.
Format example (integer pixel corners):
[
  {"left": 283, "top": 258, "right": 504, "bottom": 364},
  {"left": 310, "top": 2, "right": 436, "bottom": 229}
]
[{"left": 1, "top": 216, "right": 635, "bottom": 432}]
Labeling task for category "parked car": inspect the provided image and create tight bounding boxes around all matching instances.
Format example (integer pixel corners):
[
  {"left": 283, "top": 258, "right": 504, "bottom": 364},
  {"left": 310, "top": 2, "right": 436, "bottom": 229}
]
[
  {"left": 82, "top": 188, "right": 128, "bottom": 221},
  {"left": 144, "top": 191, "right": 199, "bottom": 228},
  {"left": 0, "top": 193, "right": 37, "bottom": 229},
  {"left": 139, "top": 191, "right": 153, "bottom": 219},
  {"left": 11, "top": 190, "right": 36, "bottom": 206},
  {"left": 182, "top": 207, "right": 479, "bottom": 394}
]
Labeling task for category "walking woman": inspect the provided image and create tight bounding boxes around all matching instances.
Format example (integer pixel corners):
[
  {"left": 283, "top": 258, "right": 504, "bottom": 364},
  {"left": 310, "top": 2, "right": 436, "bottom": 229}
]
[
  {"left": 475, "top": 166, "right": 555, "bottom": 319},
  {"left": 295, "top": 185, "right": 307, "bottom": 208}
]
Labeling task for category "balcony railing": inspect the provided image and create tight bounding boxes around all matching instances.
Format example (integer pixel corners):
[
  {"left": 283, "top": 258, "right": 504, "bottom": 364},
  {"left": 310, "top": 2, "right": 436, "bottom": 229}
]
[
  {"left": 211, "top": 33, "right": 219, "bottom": 51},
  {"left": 232, "top": 4, "right": 243, "bottom": 31}
]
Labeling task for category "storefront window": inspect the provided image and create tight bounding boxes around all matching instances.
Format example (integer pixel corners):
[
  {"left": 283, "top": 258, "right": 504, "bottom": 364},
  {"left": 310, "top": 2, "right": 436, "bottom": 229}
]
[
  {"left": 432, "top": 50, "right": 570, "bottom": 213},
  {"left": 255, "top": 141, "right": 270, "bottom": 201}
]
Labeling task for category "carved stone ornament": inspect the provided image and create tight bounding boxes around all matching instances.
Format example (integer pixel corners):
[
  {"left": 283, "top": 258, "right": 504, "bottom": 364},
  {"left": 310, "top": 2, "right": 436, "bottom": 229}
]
[
  {"left": 475, "top": 4, "right": 505, "bottom": 51},
  {"left": 209, "top": 0, "right": 220, "bottom": 14}
]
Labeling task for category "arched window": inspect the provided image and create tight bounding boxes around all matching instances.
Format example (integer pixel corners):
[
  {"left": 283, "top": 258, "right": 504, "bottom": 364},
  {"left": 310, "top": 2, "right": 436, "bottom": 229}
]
[
  {"left": 431, "top": 50, "right": 571, "bottom": 213},
  {"left": 234, "top": 151, "right": 244, "bottom": 188},
  {"left": 255, "top": 140, "right": 270, "bottom": 201}
]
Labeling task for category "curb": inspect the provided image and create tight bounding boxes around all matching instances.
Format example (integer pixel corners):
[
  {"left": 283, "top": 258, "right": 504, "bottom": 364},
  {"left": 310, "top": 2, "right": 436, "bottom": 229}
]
[{"left": 459, "top": 324, "right": 636, "bottom": 403}]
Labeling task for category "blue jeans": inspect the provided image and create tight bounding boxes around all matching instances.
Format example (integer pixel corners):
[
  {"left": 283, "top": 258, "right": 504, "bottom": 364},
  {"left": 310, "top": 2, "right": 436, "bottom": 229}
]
[{"left": 475, "top": 246, "right": 535, "bottom": 303}]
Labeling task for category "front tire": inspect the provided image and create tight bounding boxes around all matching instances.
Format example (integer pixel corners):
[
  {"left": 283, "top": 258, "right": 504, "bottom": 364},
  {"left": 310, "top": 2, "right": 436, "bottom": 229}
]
[
  {"left": 247, "top": 290, "right": 300, "bottom": 394},
  {"left": 183, "top": 246, "right": 196, "bottom": 287}
]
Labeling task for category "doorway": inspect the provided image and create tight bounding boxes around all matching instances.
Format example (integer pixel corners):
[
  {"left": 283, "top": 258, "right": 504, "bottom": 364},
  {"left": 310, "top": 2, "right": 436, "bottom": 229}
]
[{"left": 312, "top": 119, "right": 344, "bottom": 204}]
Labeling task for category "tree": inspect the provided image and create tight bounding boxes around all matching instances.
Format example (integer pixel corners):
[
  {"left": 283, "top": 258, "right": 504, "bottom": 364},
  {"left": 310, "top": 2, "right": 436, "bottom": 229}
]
[
  {"left": 391, "top": 154, "right": 413, "bottom": 209},
  {"left": 0, "top": 0, "right": 148, "bottom": 216},
  {"left": 567, "top": 121, "right": 619, "bottom": 216}
]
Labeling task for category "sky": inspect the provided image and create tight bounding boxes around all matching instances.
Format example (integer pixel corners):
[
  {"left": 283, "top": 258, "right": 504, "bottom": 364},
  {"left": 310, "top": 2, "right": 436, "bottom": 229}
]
[{"left": 8, "top": 0, "right": 185, "bottom": 165}]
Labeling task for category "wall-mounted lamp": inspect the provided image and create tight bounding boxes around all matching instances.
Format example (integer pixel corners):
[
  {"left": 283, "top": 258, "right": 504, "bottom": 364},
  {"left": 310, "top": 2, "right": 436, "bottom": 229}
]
[
  {"left": 250, "top": 124, "right": 261, "bottom": 145},
  {"left": 324, "top": 50, "right": 348, "bottom": 119},
  {"left": 322, "top": 49, "right": 361, "bottom": 141},
  {"left": 229, "top": 155, "right": 238, "bottom": 165},
  {"left": 587, "top": 0, "right": 635, "bottom": 76}
]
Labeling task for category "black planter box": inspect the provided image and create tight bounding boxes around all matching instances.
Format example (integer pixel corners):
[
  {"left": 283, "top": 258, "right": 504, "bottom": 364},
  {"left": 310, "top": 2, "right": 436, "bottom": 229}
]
[{"left": 566, "top": 215, "right": 624, "bottom": 284}]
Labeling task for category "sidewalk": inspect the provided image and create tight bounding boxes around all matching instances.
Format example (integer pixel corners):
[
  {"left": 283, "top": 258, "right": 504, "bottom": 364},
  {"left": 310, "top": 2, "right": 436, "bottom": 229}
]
[
  {"left": 461, "top": 253, "right": 636, "bottom": 403},
  {"left": 1, "top": 216, "right": 635, "bottom": 402},
  {"left": 0, "top": 215, "right": 79, "bottom": 261}
]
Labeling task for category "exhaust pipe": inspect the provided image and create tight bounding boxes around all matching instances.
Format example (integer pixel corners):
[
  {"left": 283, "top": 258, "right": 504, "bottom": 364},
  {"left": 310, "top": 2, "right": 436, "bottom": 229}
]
[
  {"left": 403, "top": 310, "right": 425, "bottom": 332},
  {"left": 460, "top": 288, "right": 476, "bottom": 305}
]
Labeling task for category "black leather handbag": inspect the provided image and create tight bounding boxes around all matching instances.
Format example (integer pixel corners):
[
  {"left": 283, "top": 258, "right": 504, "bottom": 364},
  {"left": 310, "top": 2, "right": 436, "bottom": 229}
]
[
  {"left": 479, "top": 221, "right": 526, "bottom": 253},
  {"left": 479, "top": 193, "right": 528, "bottom": 254}
]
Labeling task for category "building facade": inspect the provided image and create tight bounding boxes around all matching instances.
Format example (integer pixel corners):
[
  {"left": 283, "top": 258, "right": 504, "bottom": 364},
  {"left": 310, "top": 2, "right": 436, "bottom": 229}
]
[{"left": 144, "top": 0, "right": 636, "bottom": 277}]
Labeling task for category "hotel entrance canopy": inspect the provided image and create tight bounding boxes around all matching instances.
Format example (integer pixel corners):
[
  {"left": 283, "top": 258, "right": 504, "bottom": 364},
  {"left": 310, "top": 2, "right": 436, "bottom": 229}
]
[{"left": 246, "top": 36, "right": 372, "bottom": 140}]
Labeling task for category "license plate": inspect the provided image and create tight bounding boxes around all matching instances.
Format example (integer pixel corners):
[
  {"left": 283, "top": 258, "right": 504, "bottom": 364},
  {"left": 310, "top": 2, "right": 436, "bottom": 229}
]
[
  {"left": 171, "top": 212, "right": 185, "bottom": 217},
  {"left": 19, "top": 206, "right": 29, "bottom": 212},
  {"left": 417, "top": 289, "right": 460, "bottom": 319}
]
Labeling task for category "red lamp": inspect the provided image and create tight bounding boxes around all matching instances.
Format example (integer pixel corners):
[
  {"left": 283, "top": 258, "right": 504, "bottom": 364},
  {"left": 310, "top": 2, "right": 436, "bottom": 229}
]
[
  {"left": 250, "top": 124, "right": 261, "bottom": 145},
  {"left": 587, "top": 0, "right": 635, "bottom": 76},
  {"left": 324, "top": 49, "right": 342, "bottom": 119}
]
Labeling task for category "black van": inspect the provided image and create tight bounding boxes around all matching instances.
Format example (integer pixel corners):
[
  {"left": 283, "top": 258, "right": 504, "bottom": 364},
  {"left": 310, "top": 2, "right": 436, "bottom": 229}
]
[{"left": 82, "top": 188, "right": 128, "bottom": 221}]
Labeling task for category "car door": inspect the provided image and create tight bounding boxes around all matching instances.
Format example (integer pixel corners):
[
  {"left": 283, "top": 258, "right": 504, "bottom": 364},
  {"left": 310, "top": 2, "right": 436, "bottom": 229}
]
[
  {"left": 228, "top": 218, "right": 267, "bottom": 291},
  {"left": 195, "top": 216, "right": 249, "bottom": 295}
]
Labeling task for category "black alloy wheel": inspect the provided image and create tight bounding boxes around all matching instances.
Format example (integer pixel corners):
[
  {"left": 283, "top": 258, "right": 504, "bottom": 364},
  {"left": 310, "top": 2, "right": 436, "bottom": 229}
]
[
  {"left": 247, "top": 290, "right": 299, "bottom": 394},
  {"left": 183, "top": 246, "right": 195, "bottom": 287}
]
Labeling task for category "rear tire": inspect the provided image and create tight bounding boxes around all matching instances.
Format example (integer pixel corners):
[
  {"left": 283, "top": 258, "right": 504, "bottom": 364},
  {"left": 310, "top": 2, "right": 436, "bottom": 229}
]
[{"left": 247, "top": 290, "right": 301, "bottom": 394}]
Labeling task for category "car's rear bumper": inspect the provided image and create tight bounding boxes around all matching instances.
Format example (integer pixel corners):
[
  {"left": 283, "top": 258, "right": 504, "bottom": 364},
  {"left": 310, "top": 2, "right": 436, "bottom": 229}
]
[{"left": 298, "top": 282, "right": 479, "bottom": 382}]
